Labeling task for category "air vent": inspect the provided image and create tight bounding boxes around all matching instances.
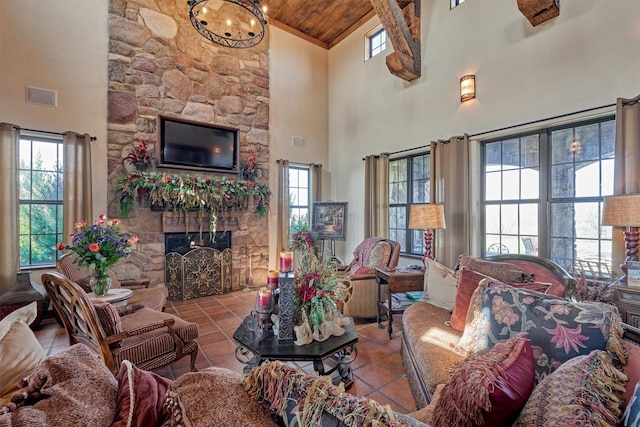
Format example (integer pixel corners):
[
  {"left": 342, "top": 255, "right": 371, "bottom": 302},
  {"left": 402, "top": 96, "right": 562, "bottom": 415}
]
[{"left": 26, "top": 86, "right": 57, "bottom": 107}]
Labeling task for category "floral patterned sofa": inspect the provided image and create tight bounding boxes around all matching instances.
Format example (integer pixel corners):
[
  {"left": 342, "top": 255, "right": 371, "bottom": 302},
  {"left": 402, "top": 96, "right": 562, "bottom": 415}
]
[{"left": 400, "top": 254, "right": 640, "bottom": 426}]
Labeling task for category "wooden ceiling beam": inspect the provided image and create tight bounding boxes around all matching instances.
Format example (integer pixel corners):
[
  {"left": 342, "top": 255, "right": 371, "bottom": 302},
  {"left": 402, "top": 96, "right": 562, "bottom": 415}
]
[
  {"left": 517, "top": 0, "right": 560, "bottom": 26},
  {"left": 370, "top": 0, "right": 421, "bottom": 81}
]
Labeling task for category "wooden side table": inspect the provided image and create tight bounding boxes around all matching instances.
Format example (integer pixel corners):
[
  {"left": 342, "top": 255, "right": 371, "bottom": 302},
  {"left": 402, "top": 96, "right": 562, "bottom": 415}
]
[
  {"left": 376, "top": 268, "right": 425, "bottom": 339},
  {"left": 611, "top": 282, "right": 640, "bottom": 329}
]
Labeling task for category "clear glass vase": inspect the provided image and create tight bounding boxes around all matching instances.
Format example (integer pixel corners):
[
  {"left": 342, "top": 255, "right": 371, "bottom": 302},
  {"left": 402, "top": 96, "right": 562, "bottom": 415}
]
[{"left": 90, "top": 272, "right": 112, "bottom": 296}]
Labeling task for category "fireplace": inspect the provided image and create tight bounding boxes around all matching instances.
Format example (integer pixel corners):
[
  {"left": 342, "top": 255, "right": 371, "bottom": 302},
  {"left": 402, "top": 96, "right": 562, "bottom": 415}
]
[{"left": 164, "top": 232, "right": 233, "bottom": 301}]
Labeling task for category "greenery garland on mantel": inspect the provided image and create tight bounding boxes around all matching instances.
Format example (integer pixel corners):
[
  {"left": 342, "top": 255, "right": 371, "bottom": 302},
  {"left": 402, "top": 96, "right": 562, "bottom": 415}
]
[{"left": 115, "top": 171, "right": 271, "bottom": 236}]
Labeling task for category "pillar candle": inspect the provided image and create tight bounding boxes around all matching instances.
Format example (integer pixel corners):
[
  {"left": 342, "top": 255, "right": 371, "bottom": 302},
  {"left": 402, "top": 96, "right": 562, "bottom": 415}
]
[
  {"left": 280, "top": 251, "right": 293, "bottom": 273},
  {"left": 256, "top": 287, "right": 272, "bottom": 311},
  {"left": 267, "top": 269, "right": 279, "bottom": 289}
]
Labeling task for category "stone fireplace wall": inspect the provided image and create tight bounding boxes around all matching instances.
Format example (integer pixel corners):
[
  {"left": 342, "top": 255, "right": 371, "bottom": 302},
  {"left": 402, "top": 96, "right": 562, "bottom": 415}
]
[{"left": 106, "top": 0, "right": 270, "bottom": 289}]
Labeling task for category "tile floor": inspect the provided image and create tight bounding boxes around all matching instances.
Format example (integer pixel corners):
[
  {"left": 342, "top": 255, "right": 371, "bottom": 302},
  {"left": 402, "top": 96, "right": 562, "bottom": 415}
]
[{"left": 34, "top": 288, "right": 417, "bottom": 414}]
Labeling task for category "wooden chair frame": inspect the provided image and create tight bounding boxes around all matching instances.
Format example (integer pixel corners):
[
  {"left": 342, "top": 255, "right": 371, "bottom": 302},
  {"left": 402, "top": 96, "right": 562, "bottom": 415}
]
[{"left": 41, "top": 272, "right": 198, "bottom": 374}]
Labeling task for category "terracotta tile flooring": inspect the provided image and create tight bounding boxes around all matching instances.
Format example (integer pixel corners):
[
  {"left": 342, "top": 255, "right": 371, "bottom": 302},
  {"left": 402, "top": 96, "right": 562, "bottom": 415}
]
[{"left": 34, "top": 289, "right": 417, "bottom": 414}]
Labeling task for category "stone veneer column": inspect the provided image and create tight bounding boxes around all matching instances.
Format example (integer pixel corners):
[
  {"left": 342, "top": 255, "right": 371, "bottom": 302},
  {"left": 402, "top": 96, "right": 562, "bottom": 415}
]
[{"left": 106, "top": 0, "right": 270, "bottom": 289}]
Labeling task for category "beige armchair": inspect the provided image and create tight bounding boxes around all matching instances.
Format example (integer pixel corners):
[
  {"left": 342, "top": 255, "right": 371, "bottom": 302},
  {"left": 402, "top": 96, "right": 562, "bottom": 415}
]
[
  {"left": 41, "top": 272, "right": 199, "bottom": 375},
  {"left": 341, "top": 238, "right": 401, "bottom": 318},
  {"left": 56, "top": 253, "right": 167, "bottom": 312}
]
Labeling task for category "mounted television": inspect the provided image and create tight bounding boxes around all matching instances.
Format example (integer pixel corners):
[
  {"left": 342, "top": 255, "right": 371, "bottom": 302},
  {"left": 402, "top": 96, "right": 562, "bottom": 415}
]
[{"left": 158, "top": 116, "right": 239, "bottom": 173}]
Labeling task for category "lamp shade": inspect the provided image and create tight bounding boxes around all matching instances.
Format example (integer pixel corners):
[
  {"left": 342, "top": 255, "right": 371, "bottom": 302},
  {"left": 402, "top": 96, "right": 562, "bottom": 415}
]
[
  {"left": 602, "top": 194, "right": 640, "bottom": 227},
  {"left": 408, "top": 204, "right": 446, "bottom": 230}
]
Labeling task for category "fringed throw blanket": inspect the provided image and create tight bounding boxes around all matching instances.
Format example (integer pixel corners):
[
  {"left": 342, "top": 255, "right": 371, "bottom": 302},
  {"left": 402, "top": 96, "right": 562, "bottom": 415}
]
[
  {"left": 0, "top": 344, "right": 118, "bottom": 427},
  {"left": 243, "top": 361, "right": 412, "bottom": 427}
]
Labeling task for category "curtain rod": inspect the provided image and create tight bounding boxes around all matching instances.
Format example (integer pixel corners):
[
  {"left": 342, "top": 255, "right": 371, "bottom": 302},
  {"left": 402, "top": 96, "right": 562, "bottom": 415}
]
[
  {"left": 12, "top": 125, "right": 97, "bottom": 141},
  {"left": 363, "top": 101, "right": 619, "bottom": 160}
]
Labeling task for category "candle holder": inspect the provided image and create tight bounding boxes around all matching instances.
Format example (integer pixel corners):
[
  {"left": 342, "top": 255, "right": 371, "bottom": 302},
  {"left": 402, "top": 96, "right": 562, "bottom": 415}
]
[
  {"left": 280, "top": 251, "right": 293, "bottom": 273},
  {"left": 267, "top": 269, "right": 279, "bottom": 290},
  {"left": 255, "top": 287, "right": 273, "bottom": 327}
]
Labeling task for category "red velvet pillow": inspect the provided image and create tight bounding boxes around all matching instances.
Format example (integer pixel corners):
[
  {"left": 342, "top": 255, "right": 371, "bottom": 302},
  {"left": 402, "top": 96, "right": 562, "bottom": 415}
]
[
  {"left": 432, "top": 336, "right": 536, "bottom": 427},
  {"left": 450, "top": 269, "right": 493, "bottom": 331},
  {"left": 112, "top": 360, "right": 172, "bottom": 427}
]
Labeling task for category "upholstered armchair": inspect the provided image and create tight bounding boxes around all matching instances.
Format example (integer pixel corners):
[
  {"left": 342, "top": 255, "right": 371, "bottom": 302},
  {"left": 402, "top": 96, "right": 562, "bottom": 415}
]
[
  {"left": 340, "top": 238, "right": 401, "bottom": 318},
  {"left": 56, "top": 253, "right": 167, "bottom": 312},
  {"left": 41, "top": 272, "right": 199, "bottom": 375}
]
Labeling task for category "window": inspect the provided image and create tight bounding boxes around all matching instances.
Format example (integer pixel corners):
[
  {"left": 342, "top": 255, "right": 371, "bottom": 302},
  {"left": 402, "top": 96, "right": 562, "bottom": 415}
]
[
  {"left": 365, "top": 26, "right": 386, "bottom": 60},
  {"left": 451, "top": 0, "right": 467, "bottom": 9},
  {"left": 19, "top": 133, "right": 64, "bottom": 267},
  {"left": 289, "top": 165, "right": 310, "bottom": 234},
  {"left": 389, "top": 153, "right": 431, "bottom": 255},
  {"left": 482, "top": 117, "right": 615, "bottom": 280}
]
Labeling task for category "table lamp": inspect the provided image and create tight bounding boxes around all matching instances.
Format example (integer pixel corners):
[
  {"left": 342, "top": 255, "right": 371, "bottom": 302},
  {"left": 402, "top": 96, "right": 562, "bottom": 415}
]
[
  {"left": 408, "top": 204, "right": 446, "bottom": 266},
  {"left": 602, "top": 193, "right": 640, "bottom": 282}
]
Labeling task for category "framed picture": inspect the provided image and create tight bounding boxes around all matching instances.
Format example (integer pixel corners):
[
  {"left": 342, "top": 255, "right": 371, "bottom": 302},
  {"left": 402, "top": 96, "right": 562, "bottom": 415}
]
[
  {"left": 627, "top": 260, "right": 640, "bottom": 288},
  {"left": 311, "top": 202, "right": 348, "bottom": 240}
]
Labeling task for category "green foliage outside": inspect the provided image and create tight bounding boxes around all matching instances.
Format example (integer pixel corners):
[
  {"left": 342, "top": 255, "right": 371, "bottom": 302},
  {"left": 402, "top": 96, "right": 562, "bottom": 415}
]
[{"left": 19, "top": 147, "right": 63, "bottom": 266}]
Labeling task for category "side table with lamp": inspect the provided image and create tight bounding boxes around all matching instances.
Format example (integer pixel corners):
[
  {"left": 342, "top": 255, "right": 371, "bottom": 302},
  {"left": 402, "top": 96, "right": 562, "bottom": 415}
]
[
  {"left": 374, "top": 203, "right": 447, "bottom": 339},
  {"left": 602, "top": 193, "right": 640, "bottom": 326}
]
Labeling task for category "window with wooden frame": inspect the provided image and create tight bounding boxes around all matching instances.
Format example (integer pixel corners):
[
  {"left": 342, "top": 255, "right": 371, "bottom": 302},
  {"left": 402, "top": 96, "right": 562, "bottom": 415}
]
[
  {"left": 19, "top": 133, "right": 64, "bottom": 267},
  {"left": 389, "top": 153, "right": 431, "bottom": 255},
  {"left": 365, "top": 25, "right": 386, "bottom": 61},
  {"left": 481, "top": 116, "right": 615, "bottom": 281}
]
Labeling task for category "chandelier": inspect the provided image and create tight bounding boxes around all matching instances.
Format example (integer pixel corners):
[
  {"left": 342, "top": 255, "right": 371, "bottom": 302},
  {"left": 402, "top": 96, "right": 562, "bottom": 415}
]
[{"left": 188, "top": 0, "right": 267, "bottom": 49}]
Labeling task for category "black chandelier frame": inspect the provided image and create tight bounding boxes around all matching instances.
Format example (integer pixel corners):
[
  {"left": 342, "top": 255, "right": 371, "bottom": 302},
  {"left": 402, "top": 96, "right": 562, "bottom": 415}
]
[{"left": 188, "top": 0, "right": 267, "bottom": 49}]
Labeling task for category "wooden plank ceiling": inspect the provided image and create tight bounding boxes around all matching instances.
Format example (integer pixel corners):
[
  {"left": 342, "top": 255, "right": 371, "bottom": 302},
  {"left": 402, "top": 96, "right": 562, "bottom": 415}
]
[{"left": 265, "top": 0, "right": 410, "bottom": 49}]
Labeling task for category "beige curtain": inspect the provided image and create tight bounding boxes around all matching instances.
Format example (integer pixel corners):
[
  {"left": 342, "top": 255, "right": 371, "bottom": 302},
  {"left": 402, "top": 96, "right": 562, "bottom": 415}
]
[
  {"left": 276, "top": 160, "right": 290, "bottom": 267},
  {"left": 364, "top": 153, "right": 390, "bottom": 238},
  {"left": 611, "top": 95, "right": 640, "bottom": 277},
  {"left": 310, "top": 163, "right": 323, "bottom": 202},
  {"left": 430, "top": 135, "right": 471, "bottom": 268},
  {"left": 62, "top": 132, "right": 93, "bottom": 244},
  {"left": 0, "top": 123, "right": 20, "bottom": 295}
]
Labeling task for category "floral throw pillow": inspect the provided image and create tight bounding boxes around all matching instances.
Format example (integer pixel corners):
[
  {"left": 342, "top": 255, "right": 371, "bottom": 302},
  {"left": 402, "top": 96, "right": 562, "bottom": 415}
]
[{"left": 460, "top": 281, "right": 626, "bottom": 382}]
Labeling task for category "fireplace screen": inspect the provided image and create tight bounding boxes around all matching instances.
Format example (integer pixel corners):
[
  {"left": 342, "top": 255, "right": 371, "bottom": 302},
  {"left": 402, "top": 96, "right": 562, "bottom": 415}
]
[{"left": 164, "top": 232, "right": 233, "bottom": 301}]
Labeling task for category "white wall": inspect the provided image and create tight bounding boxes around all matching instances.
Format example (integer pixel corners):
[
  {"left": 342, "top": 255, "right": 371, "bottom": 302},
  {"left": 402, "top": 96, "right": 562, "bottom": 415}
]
[
  {"left": 328, "top": 0, "right": 640, "bottom": 261},
  {"left": 0, "top": 0, "right": 109, "bottom": 215},
  {"left": 268, "top": 27, "right": 329, "bottom": 267}
]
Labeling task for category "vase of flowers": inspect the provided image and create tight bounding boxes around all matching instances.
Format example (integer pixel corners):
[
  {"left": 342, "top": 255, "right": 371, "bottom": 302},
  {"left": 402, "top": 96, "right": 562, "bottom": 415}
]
[{"left": 57, "top": 215, "right": 139, "bottom": 296}]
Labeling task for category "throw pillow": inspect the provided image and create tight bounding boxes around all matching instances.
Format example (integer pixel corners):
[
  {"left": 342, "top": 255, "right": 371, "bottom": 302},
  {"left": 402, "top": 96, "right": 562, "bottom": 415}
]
[
  {"left": 164, "top": 367, "right": 279, "bottom": 427},
  {"left": 94, "top": 301, "right": 123, "bottom": 334},
  {"left": 112, "top": 360, "right": 172, "bottom": 427},
  {"left": 513, "top": 350, "right": 627, "bottom": 427},
  {"left": 243, "top": 360, "right": 420, "bottom": 427},
  {"left": 458, "top": 254, "right": 534, "bottom": 283},
  {"left": 365, "top": 241, "right": 393, "bottom": 269},
  {"left": 423, "top": 258, "right": 458, "bottom": 311},
  {"left": 623, "top": 380, "right": 640, "bottom": 427},
  {"left": 450, "top": 270, "right": 565, "bottom": 332},
  {"left": 0, "top": 302, "right": 46, "bottom": 405},
  {"left": 431, "top": 336, "right": 536, "bottom": 427},
  {"left": 450, "top": 269, "right": 492, "bottom": 331},
  {"left": 459, "top": 281, "right": 627, "bottom": 382}
]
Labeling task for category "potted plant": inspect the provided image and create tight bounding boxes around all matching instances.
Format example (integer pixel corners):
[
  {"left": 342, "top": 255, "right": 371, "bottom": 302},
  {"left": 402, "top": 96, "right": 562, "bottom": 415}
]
[{"left": 122, "top": 139, "right": 156, "bottom": 172}]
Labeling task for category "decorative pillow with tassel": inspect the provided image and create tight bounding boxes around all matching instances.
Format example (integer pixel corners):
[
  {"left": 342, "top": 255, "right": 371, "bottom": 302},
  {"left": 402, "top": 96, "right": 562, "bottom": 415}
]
[
  {"left": 513, "top": 350, "right": 627, "bottom": 427},
  {"left": 431, "top": 336, "right": 536, "bottom": 427},
  {"left": 459, "top": 281, "right": 627, "bottom": 383}
]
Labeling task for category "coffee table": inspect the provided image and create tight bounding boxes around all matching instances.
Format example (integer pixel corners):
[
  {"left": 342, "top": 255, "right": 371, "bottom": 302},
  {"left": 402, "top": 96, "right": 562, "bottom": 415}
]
[{"left": 233, "top": 315, "right": 358, "bottom": 389}]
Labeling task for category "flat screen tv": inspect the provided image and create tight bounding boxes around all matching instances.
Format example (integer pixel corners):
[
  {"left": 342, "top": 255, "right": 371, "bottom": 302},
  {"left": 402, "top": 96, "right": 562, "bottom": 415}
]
[{"left": 158, "top": 116, "right": 239, "bottom": 173}]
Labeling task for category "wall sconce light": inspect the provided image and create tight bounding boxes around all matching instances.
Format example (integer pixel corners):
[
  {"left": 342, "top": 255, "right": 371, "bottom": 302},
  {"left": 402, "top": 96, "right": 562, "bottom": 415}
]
[{"left": 460, "top": 74, "right": 476, "bottom": 102}]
